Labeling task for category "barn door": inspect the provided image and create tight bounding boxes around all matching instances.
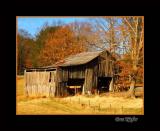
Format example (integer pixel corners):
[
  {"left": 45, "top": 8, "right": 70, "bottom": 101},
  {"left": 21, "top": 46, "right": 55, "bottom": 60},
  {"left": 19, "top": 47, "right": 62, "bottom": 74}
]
[{"left": 49, "top": 71, "right": 56, "bottom": 97}]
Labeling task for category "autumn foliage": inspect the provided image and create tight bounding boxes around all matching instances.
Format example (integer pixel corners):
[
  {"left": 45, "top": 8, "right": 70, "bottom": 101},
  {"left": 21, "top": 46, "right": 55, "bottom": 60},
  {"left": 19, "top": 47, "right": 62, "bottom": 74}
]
[
  {"left": 115, "top": 54, "right": 143, "bottom": 85},
  {"left": 17, "top": 17, "right": 144, "bottom": 90},
  {"left": 38, "top": 26, "right": 86, "bottom": 66}
]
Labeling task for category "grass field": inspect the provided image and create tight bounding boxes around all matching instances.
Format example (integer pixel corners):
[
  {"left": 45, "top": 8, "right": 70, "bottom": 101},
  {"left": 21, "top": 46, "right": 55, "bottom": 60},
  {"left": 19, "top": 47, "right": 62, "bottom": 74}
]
[{"left": 16, "top": 76, "right": 143, "bottom": 115}]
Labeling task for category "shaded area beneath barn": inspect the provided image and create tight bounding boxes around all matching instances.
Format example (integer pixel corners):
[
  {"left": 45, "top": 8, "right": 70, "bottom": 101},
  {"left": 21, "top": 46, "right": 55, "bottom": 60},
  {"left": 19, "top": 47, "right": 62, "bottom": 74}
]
[
  {"left": 98, "top": 77, "right": 112, "bottom": 93},
  {"left": 66, "top": 77, "right": 112, "bottom": 95},
  {"left": 66, "top": 78, "right": 84, "bottom": 95}
]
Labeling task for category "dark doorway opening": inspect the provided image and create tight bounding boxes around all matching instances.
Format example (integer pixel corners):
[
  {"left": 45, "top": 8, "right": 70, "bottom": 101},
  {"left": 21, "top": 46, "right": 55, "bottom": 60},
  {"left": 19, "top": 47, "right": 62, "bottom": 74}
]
[
  {"left": 67, "top": 78, "right": 84, "bottom": 95},
  {"left": 98, "top": 77, "right": 112, "bottom": 93}
]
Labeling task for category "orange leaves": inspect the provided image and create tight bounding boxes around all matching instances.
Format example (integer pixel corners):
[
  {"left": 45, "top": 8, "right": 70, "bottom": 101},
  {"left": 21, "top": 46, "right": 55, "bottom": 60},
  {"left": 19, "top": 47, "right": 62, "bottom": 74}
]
[
  {"left": 38, "top": 26, "right": 86, "bottom": 66},
  {"left": 116, "top": 60, "right": 132, "bottom": 77},
  {"left": 116, "top": 58, "right": 143, "bottom": 84},
  {"left": 137, "top": 66, "right": 143, "bottom": 78},
  {"left": 25, "top": 58, "right": 32, "bottom": 68}
]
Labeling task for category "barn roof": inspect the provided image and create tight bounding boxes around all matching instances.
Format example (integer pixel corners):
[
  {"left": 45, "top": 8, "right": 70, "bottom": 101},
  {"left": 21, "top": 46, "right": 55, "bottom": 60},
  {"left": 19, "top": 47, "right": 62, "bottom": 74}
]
[
  {"left": 58, "top": 51, "right": 102, "bottom": 67},
  {"left": 25, "top": 50, "right": 115, "bottom": 71}
]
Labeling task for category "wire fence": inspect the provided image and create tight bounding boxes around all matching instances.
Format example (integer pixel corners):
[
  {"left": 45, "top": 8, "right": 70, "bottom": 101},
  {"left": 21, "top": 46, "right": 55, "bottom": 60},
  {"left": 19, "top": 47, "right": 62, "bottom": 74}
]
[{"left": 51, "top": 97, "right": 143, "bottom": 114}]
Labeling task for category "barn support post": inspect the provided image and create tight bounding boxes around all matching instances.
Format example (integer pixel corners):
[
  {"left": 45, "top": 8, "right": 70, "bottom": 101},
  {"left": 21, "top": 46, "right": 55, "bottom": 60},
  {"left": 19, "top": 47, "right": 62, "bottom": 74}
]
[
  {"left": 109, "top": 77, "right": 114, "bottom": 92},
  {"left": 82, "top": 85, "right": 85, "bottom": 95},
  {"left": 84, "top": 67, "right": 93, "bottom": 94}
]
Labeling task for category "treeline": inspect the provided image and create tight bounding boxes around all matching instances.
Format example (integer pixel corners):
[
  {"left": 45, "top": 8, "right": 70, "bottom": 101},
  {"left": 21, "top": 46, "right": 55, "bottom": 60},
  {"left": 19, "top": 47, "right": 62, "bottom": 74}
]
[
  {"left": 17, "top": 17, "right": 144, "bottom": 90},
  {"left": 17, "top": 22, "right": 94, "bottom": 75}
]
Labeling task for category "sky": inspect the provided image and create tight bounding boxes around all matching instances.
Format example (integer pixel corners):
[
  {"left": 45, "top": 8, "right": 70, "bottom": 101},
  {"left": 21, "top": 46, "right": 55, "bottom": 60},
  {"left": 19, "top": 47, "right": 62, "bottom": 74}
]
[{"left": 17, "top": 17, "right": 91, "bottom": 37}]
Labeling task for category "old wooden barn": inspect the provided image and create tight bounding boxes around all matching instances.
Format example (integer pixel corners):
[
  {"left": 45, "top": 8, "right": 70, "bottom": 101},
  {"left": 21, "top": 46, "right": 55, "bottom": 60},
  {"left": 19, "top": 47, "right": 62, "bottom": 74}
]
[{"left": 24, "top": 50, "right": 115, "bottom": 97}]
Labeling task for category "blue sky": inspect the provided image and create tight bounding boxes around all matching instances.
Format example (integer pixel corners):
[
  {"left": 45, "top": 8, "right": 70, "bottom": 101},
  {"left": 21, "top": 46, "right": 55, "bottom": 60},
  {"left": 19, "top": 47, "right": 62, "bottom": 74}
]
[{"left": 17, "top": 17, "right": 91, "bottom": 37}]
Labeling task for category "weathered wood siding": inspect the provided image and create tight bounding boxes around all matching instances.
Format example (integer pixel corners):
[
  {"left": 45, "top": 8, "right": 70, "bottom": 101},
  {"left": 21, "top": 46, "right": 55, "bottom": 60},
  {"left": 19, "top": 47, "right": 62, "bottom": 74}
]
[
  {"left": 84, "top": 58, "right": 98, "bottom": 93},
  {"left": 68, "top": 66, "right": 85, "bottom": 79},
  {"left": 25, "top": 50, "right": 115, "bottom": 97},
  {"left": 24, "top": 70, "right": 56, "bottom": 97},
  {"left": 98, "top": 51, "right": 114, "bottom": 77},
  {"left": 55, "top": 68, "right": 68, "bottom": 97},
  {"left": 55, "top": 51, "right": 115, "bottom": 96}
]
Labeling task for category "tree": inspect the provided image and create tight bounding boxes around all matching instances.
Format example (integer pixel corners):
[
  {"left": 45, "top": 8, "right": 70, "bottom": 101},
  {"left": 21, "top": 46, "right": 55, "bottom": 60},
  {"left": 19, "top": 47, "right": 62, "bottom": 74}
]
[
  {"left": 17, "top": 33, "right": 25, "bottom": 75},
  {"left": 68, "top": 21, "right": 97, "bottom": 51},
  {"left": 88, "top": 17, "right": 121, "bottom": 53},
  {"left": 122, "top": 16, "right": 144, "bottom": 97},
  {"left": 89, "top": 17, "right": 144, "bottom": 96},
  {"left": 38, "top": 26, "right": 86, "bottom": 66},
  {"left": 17, "top": 30, "right": 35, "bottom": 74},
  {"left": 35, "top": 24, "right": 60, "bottom": 65},
  {"left": 35, "top": 23, "right": 60, "bottom": 50}
]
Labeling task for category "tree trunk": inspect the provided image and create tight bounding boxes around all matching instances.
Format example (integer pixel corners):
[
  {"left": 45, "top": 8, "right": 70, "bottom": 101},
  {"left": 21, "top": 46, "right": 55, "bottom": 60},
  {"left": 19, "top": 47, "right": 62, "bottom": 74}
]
[
  {"left": 109, "top": 77, "right": 114, "bottom": 92},
  {"left": 128, "top": 65, "right": 137, "bottom": 98},
  {"left": 128, "top": 80, "right": 135, "bottom": 97},
  {"left": 82, "top": 85, "right": 85, "bottom": 95}
]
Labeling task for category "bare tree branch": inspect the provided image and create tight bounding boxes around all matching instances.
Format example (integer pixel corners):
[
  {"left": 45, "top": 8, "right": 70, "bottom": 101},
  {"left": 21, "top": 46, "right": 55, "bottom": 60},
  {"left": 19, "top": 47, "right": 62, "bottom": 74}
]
[{"left": 124, "top": 18, "right": 136, "bottom": 35}]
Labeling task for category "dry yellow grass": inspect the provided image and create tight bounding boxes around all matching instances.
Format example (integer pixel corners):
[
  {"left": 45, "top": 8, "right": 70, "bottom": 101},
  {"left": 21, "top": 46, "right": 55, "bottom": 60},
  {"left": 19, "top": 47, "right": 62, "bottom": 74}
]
[
  {"left": 16, "top": 76, "right": 143, "bottom": 115},
  {"left": 16, "top": 76, "right": 24, "bottom": 96}
]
